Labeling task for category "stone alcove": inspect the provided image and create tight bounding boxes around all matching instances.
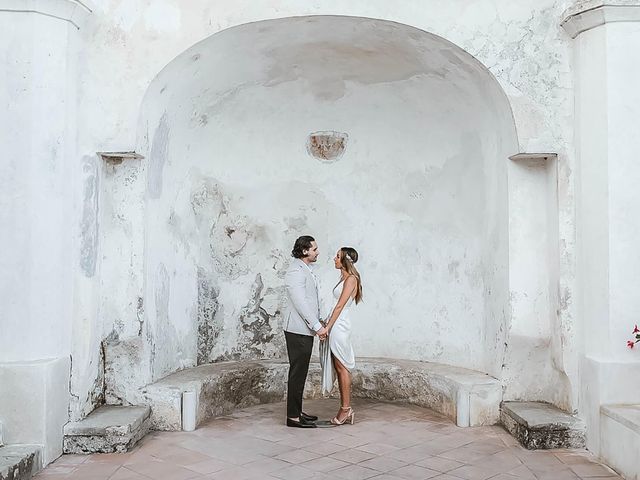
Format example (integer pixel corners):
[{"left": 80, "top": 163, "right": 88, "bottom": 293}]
[{"left": 119, "top": 15, "right": 519, "bottom": 401}]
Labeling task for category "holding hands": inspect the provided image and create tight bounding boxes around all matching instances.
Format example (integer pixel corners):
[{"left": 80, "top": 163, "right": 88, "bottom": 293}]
[{"left": 317, "top": 322, "right": 329, "bottom": 341}]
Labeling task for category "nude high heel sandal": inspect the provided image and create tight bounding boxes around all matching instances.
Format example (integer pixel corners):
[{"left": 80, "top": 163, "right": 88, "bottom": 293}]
[{"left": 330, "top": 406, "right": 355, "bottom": 425}]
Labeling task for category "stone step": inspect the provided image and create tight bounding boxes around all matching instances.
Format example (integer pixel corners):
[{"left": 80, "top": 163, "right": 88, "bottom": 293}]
[
  {"left": 600, "top": 404, "right": 640, "bottom": 480},
  {"left": 0, "top": 444, "right": 42, "bottom": 480},
  {"left": 63, "top": 405, "right": 151, "bottom": 454},
  {"left": 501, "top": 401, "right": 586, "bottom": 449}
]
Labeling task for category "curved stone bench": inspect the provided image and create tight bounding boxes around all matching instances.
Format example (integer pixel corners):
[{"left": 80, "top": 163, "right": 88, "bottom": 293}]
[{"left": 135, "top": 358, "right": 501, "bottom": 431}]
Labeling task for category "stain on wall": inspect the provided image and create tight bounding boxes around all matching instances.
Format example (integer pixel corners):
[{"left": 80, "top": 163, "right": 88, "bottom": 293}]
[
  {"left": 104, "top": 335, "right": 151, "bottom": 404},
  {"left": 196, "top": 267, "right": 220, "bottom": 364},
  {"left": 147, "top": 113, "right": 170, "bottom": 199},
  {"left": 237, "top": 273, "right": 279, "bottom": 358},
  {"left": 190, "top": 178, "right": 286, "bottom": 363},
  {"left": 80, "top": 155, "right": 99, "bottom": 277},
  {"left": 154, "top": 263, "right": 170, "bottom": 325}
]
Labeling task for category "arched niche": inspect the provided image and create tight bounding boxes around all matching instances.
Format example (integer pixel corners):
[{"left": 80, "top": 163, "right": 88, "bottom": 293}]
[{"left": 136, "top": 15, "right": 519, "bottom": 382}]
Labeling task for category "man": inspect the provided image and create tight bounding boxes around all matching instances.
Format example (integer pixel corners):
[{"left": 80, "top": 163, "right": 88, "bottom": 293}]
[{"left": 283, "top": 235, "right": 328, "bottom": 428}]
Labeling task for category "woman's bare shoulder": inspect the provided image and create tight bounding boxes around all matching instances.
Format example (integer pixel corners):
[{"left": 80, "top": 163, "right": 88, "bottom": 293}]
[{"left": 343, "top": 275, "right": 357, "bottom": 289}]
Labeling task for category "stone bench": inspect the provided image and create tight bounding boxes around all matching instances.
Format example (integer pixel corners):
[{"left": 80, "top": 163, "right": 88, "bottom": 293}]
[
  {"left": 135, "top": 357, "right": 501, "bottom": 431},
  {"left": 0, "top": 444, "right": 42, "bottom": 480}
]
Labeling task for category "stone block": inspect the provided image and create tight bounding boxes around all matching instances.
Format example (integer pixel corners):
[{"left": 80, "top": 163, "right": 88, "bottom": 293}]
[
  {"left": 63, "top": 406, "right": 150, "bottom": 454},
  {"left": 0, "top": 445, "right": 42, "bottom": 480},
  {"left": 600, "top": 404, "right": 640, "bottom": 480},
  {"left": 501, "top": 401, "right": 586, "bottom": 449},
  {"left": 0, "top": 357, "right": 70, "bottom": 465}
]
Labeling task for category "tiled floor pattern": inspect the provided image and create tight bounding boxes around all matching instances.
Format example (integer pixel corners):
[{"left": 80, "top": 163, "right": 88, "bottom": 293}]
[{"left": 36, "top": 399, "right": 621, "bottom": 480}]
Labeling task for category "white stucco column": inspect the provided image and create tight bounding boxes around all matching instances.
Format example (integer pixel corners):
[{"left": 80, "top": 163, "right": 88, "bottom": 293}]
[
  {"left": 0, "top": 0, "right": 92, "bottom": 465},
  {"left": 562, "top": 0, "right": 640, "bottom": 456}
]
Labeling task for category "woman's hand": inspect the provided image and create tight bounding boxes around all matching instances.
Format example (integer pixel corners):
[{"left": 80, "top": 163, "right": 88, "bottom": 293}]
[{"left": 317, "top": 325, "right": 328, "bottom": 341}]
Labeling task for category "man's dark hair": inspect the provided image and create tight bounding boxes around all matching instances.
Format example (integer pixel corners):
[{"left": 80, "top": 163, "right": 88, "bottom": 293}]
[{"left": 291, "top": 235, "right": 315, "bottom": 259}]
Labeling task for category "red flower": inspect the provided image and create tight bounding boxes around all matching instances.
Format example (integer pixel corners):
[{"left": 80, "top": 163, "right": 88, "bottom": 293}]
[
  {"left": 634, "top": 325, "right": 640, "bottom": 334},
  {"left": 628, "top": 340, "right": 636, "bottom": 349}
]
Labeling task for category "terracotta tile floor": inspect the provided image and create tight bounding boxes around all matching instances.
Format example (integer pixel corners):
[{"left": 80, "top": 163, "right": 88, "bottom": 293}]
[{"left": 36, "top": 399, "right": 622, "bottom": 480}]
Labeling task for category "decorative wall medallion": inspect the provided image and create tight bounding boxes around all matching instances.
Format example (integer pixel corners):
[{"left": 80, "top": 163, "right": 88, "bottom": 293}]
[{"left": 307, "top": 131, "right": 348, "bottom": 163}]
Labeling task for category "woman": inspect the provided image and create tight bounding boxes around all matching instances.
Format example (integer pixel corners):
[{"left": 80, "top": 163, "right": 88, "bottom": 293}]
[{"left": 319, "top": 246, "right": 363, "bottom": 426}]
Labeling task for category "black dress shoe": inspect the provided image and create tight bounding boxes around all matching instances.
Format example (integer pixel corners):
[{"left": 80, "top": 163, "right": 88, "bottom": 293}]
[
  {"left": 287, "top": 417, "right": 317, "bottom": 428},
  {"left": 300, "top": 412, "right": 318, "bottom": 422}
]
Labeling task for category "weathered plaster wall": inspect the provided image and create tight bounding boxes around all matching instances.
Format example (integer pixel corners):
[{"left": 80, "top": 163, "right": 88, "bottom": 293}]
[
  {"left": 134, "top": 16, "right": 517, "bottom": 387},
  {"left": 68, "top": 0, "right": 578, "bottom": 415},
  {"left": 99, "top": 157, "right": 150, "bottom": 404}
]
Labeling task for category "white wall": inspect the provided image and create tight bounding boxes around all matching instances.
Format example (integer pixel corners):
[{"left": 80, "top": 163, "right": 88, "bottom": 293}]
[
  {"left": 0, "top": 11, "right": 74, "bottom": 364},
  {"left": 0, "top": 2, "right": 90, "bottom": 463},
  {"left": 2, "top": 0, "right": 606, "bottom": 462},
  {"left": 569, "top": 6, "right": 640, "bottom": 469},
  {"left": 574, "top": 21, "right": 640, "bottom": 363},
  {"left": 606, "top": 22, "right": 640, "bottom": 360},
  {"left": 574, "top": 26, "right": 610, "bottom": 363},
  {"left": 132, "top": 17, "right": 517, "bottom": 389},
  {"left": 1, "top": 0, "right": 574, "bottom": 418},
  {"left": 503, "top": 155, "right": 572, "bottom": 407}
]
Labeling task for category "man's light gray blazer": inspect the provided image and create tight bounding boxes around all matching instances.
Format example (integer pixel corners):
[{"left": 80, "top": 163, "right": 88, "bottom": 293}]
[{"left": 284, "top": 259, "right": 322, "bottom": 336}]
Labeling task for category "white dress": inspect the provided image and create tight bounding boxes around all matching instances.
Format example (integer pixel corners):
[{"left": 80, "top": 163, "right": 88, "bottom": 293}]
[{"left": 320, "top": 281, "right": 356, "bottom": 395}]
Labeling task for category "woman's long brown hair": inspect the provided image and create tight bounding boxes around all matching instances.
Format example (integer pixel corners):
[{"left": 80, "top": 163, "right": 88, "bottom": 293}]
[{"left": 339, "top": 247, "right": 363, "bottom": 304}]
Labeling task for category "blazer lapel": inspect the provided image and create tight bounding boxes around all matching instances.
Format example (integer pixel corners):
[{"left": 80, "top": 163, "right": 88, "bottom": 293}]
[
  {"left": 297, "top": 260, "right": 319, "bottom": 314},
  {"left": 297, "top": 259, "right": 315, "bottom": 287}
]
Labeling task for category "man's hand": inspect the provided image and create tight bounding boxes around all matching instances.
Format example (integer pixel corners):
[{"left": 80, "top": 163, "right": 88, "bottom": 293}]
[{"left": 317, "top": 326, "right": 328, "bottom": 341}]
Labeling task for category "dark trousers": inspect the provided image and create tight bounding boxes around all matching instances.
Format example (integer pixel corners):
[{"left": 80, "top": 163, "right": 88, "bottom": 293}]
[{"left": 284, "top": 331, "right": 314, "bottom": 418}]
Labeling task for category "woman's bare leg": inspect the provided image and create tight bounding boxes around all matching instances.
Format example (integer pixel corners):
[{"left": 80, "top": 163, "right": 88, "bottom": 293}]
[
  {"left": 331, "top": 355, "right": 343, "bottom": 401},
  {"left": 331, "top": 354, "right": 352, "bottom": 422}
]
